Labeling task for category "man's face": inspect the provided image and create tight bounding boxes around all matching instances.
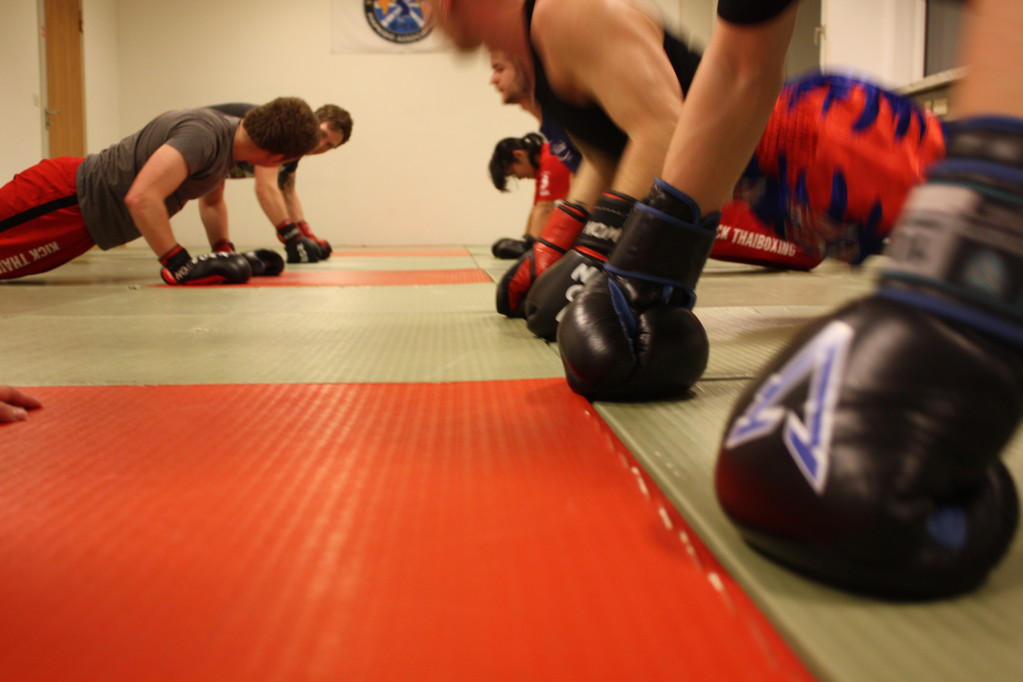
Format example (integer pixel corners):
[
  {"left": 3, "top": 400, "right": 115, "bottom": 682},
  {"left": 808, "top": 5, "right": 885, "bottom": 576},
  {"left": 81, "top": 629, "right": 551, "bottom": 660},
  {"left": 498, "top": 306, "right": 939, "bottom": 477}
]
[
  {"left": 309, "top": 122, "right": 346, "bottom": 156},
  {"left": 489, "top": 53, "right": 529, "bottom": 106}
]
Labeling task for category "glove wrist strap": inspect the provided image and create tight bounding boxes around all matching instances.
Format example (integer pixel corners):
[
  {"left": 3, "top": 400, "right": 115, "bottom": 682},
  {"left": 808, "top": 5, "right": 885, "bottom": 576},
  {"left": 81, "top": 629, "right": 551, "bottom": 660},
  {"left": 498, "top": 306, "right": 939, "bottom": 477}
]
[
  {"left": 276, "top": 221, "right": 301, "bottom": 243},
  {"left": 159, "top": 244, "right": 190, "bottom": 270},
  {"left": 609, "top": 182, "right": 719, "bottom": 291},
  {"left": 605, "top": 263, "right": 697, "bottom": 309},
  {"left": 541, "top": 201, "right": 589, "bottom": 250},
  {"left": 575, "top": 191, "right": 636, "bottom": 255},
  {"left": 881, "top": 116, "right": 1023, "bottom": 332},
  {"left": 881, "top": 184, "right": 1023, "bottom": 320}
]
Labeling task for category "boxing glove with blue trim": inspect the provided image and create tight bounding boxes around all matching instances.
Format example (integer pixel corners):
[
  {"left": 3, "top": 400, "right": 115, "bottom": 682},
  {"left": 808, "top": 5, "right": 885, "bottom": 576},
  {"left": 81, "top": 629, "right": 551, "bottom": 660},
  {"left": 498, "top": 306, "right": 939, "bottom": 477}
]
[
  {"left": 557, "top": 180, "right": 718, "bottom": 400},
  {"left": 716, "top": 116, "right": 1023, "bottom": 598}
]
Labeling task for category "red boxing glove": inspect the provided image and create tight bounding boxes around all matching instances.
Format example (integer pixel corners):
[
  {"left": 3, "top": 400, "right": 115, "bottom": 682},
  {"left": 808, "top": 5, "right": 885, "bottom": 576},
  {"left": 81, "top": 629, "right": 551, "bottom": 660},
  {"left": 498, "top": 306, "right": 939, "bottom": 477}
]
[
  {"left": 159, "top": 245, "right": 251, "bottom": 285},
  {"left": 495, "top": 200, "right": 588, "bottom": 317}
]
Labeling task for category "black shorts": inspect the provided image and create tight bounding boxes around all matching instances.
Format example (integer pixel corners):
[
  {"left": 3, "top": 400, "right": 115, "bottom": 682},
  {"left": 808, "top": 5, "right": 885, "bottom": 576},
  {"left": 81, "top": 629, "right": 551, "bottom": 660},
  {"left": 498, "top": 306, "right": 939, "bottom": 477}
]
[{"left": 717, "top": 0, "right": 798, "bottom": 24}]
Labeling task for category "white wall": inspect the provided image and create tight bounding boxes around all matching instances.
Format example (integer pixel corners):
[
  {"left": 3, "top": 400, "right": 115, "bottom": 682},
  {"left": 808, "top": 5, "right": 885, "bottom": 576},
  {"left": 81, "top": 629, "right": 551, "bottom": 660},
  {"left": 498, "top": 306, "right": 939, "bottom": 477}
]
[
  {"left": 82, "top": 0, "right": 121, "bottom": 154},
  {"left": 821, "top": 0, "right": 925, "bottom": 87},
  {"left": 0, "top": 0, "right": 44, "bottom": 182},
  {"left": 680, "top": 0, "right": 926, "bottom": 87},
  {"left": 0, "top": 0, "right": 126, "bottom": 180},
  {"left": 113, "top": 0, "right": 536, "bottom": 249},
  {"left": 2, "top": 0, "right": 932, "bottom": 250}
]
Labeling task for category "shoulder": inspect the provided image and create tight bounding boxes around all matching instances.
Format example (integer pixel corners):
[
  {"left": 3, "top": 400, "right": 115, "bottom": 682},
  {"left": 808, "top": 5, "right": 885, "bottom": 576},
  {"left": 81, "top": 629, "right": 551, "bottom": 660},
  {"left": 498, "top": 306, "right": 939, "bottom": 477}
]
[
  {"left": 204, "top": 102, "right": 256, "bottom": 118},
  {"left": 530, "top": 0, "right": 599, "bottom": 51},
  {"left": 168, "top": 109, "right": 236, "bottom": 137},
  {"left": 158, "top": 108, "right": 227, "bottom": 127},
  {"left": 534, "top": 0, "right": 664, "bottom": 67},
  {"left": 156, "top": 110, "right": 236, "bottom": 160},
  {"left": 530, "top": 0, "right": 625, "bottom": 94}
]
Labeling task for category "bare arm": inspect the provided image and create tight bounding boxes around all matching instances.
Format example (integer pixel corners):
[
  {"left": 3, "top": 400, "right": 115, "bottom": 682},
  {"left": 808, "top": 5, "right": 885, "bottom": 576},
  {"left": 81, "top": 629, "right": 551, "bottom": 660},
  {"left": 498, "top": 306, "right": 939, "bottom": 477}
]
[
  {"left": 279, "top": 172, "right": 306, "bottom": 223},
  {"left": 661, "top": 7, "right": 798, "bottom": 213},
  {"left": 525, "top": 201, "right": 554, "bottom": 238},
  {"left": 954, "top": 0, "right": 1023, "bottom": 117},
  {"left": 198, "top": 181, "right": 231, "bottom": 248},
  {"left": 562, "top": 147, "right": 616, "bottom": 208},
  {"left": 253, "top": 165, "right": 291, "bottom": 226},
  {"left": 123, "top": 144, "right": 191, "bottom": 257}
]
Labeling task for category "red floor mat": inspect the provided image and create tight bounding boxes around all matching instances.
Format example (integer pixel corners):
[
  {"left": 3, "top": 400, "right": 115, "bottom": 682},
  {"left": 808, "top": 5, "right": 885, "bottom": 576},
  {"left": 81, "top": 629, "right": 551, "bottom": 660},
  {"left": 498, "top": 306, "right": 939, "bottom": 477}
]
[{"left": 1, "top": 382, "right": 812, "bottom": 682}]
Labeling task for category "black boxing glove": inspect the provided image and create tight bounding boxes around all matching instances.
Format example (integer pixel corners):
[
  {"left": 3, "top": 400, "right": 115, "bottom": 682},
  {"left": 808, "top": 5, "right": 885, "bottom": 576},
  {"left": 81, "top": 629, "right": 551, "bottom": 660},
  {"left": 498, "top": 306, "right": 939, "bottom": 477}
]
[
  {"left": 491, "top": 235, "right": 535, "bottom": 260},
  {"left": 276, "top": 221, "right": 321, "bottom": 263},
  {"left": 212, "top": 240, "right": 285, "bottom": 277},
  {"left": 717, "top": 298, "right": 1021, "bottom": 598},
  {"left": 297, "top": 220, "right": 332, "bottom": 260},
  {"left": 557, "top": 181, "right": 718, "bottom": 400},
  {"left": 496, "top": 201, "right": 588, "bottom": 318},
  {"left": 242, "top": 249, "right": 285, "bottom": 277},
  {"left": 716, "top": 115, "right": 1023, "bottom": 598},
  {"left": 159, "top": 245, "right": 251, "bottom": 285},
  {"left": 525, "top": 192, "right": 635, "bottom": 341}
]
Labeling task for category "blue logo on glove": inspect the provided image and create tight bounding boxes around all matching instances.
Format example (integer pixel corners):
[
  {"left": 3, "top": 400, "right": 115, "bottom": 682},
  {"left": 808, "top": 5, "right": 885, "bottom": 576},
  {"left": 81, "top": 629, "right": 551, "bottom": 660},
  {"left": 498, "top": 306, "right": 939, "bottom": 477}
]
[{"left": 725, "top": 320, "right": 854, "bottom": 493}]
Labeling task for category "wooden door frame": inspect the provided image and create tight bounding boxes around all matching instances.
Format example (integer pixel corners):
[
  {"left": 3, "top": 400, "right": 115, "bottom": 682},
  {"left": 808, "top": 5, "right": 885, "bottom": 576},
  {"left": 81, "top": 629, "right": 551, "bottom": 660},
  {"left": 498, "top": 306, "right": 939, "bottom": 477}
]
[{"left": 39, "top": 0, "right": 86, "bottom": 158}]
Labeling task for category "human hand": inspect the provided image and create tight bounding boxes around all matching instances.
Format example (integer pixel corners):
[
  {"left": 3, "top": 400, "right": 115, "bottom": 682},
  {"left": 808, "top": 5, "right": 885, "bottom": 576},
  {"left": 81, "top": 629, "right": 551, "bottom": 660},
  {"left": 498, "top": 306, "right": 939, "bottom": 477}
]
[
  {"left": 297, "top": 221, "right": 332, "bottom": 259},
  {"left": 159, "top": 246, "right": 251, "bottom": 285},
  {"left": 0, "top": 386, "right": 42, "bottom": 424}
]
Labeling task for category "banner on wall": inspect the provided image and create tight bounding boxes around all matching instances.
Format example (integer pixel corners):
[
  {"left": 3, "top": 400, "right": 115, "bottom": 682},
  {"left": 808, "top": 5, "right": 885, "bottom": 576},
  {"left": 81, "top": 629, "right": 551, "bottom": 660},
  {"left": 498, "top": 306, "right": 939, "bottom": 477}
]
[{"left": 331, "top": 0, "right": 450, "bottom": 54}]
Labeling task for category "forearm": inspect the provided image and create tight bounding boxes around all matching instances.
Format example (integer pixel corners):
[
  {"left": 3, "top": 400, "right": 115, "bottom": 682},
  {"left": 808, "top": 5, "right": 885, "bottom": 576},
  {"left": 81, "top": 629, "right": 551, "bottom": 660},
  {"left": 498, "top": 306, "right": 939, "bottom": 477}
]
[
  {"left": 254, "top": 186, "right": 289, "bottom": 226},
  {"left": 565, "top": 152, "right": 615, "bottom": 209},
  {"left": 661, "top": 10, "right": 797, "bottom": 213},
  {"left": 282, "top": 185, "right": 305, "bottom": 223},
  {"left": 954, "top": 0, "right": 1023, "bottom": 117},
  {"left": 123, "top": 143, "right": 191, "bottom": 258},
  {"left": 254, "top": 167, "right": 290, "bottom": 225},
  {"left": 198, "top": 199, "right": 230, "bottom": 248},
  {"left": 127, "top": 195, "right": 178, "bottom": 257},
  {"left": 661, "top": 66, "right": 781, "bottom": 212},
  {"left": 611, "top": 120, "right": 676, "bottom": 199},
  {"left": 526, "top": 201, "right": 554, "bottom": 238}
]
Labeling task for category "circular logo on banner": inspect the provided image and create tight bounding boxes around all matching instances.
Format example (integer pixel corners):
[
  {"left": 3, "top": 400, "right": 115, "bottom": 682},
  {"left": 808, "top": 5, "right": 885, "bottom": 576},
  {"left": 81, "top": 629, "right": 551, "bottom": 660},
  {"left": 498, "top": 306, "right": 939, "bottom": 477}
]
[{"left": 364, "top": 0, "right": 432, "bottom": 44}]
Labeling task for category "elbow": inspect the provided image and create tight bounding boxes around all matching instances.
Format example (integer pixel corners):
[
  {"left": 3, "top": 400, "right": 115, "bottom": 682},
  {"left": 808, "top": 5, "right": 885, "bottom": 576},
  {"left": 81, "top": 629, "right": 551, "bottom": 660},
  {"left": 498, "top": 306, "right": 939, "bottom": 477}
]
[
  {"left": 123, "top": 189, "right": 170, "bottom": 226},
  {"left": 123, "top": 189, "right": 157, "bottom": 215}
]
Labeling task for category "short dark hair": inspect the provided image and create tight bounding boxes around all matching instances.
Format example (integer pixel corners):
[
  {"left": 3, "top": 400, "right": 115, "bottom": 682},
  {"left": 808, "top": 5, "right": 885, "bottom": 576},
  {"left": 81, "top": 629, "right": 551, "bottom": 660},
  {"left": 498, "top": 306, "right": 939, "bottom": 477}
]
[
  {"left": 242, "top": 97, "right": 320, "bottom": 159},
  {"left": 488, "top": 133, "right": 545, "bottom": 191},
  {"left": 316, "top": 104, "right": 354, "bottom": 145}
]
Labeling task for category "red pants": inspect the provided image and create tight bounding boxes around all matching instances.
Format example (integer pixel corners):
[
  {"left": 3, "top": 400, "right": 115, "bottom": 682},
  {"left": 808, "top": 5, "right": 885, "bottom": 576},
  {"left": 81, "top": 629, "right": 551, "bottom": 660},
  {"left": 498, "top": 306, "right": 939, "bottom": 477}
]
[
  {"left": 736, "top": 73, "right": 947, "bottom": 264},
  {"left": 0, "top": 157, "right": 95, "bottom": 280},
  {"left": 712, "top": 199, "right": 823, "bottom": 271}
]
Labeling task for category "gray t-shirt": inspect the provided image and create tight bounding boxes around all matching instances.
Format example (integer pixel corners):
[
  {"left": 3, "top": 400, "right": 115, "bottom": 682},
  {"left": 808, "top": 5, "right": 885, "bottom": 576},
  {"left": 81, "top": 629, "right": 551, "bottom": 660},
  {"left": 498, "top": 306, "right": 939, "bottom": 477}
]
[{"left": 76, "top": 109, "right": 238, "bottom": 249}]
